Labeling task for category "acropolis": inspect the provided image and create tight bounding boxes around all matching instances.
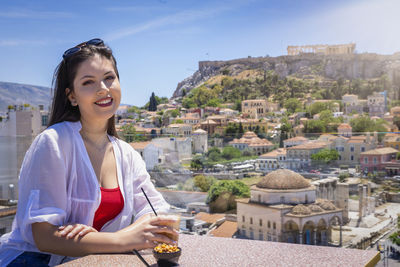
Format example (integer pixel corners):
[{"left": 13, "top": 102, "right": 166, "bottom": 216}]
[{"left": 287, "top": 43, "right": 356, "bottom": 56}]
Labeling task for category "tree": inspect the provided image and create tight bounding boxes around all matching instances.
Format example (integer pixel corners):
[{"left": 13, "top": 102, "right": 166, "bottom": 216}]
[
  {"left": 222, "top": 146, "right": 241, "bottom": 160},
  {"left": 190, "top": 155, "right": 204, "bottom": 170},
  {"left": 121, "top": 124, "right": 136, "bottom": 142},
  {"left": 238, "top": 122, "right": 244, "bottom": 138},
  {"left": 148, "top": 92, "right": 158, "bottom": 111},
  {"left": 193, "top": 175, "right": 216, "bottom": 192},
  {"left": 304, "top": 120, "right": 326, "bottom": 133},
  {"left": 308, "top": 102, "right": 327, "bottom": 116},
  {"left": 311, "top": 149, "right": 339, "bottom": 163},
  {"left": 284, "top": 98, "right": 302, "bottom": 114},
  {"left": 207, "top": 180, "right": 250, "bottom": 212}
]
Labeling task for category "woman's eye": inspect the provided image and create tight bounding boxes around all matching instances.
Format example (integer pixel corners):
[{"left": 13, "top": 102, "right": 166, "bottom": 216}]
[
  {"left": 82, "top": 80, "right": 94, "bottom": 86},
  {"left": 105, "top": 75, "right": 115, "bottom": 80}
]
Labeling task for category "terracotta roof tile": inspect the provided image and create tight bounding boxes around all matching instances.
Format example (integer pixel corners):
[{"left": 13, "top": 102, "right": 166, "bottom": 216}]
[
  {"left": 209, "top": 221, "right": 238, "bottom": 238},
  {"left": 361, "top": 147, "right": 398, "bottom": 155},
  {"left": 195, "top": 212, "right": 225, "bottom": 224},
  {"left": 129, "top": 141, "right": 151, "bottom": 150}
]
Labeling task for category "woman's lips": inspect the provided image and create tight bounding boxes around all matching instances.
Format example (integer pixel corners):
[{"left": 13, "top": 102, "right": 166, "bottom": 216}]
[{"left": 95, "top": 98, "right": 113, "bottom": 107}]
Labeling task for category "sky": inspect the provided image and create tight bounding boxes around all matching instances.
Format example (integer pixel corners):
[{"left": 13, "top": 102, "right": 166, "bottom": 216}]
[{"left": 0, "top": 0, "right": 399, "bottom": 107}]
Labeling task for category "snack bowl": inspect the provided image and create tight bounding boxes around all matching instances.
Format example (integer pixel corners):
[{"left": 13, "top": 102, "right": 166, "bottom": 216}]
[{"left": 153, "top": 244, "right": 181, "bottom": 263}]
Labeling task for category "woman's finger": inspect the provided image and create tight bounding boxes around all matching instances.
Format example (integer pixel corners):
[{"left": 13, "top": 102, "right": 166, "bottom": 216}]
[
  {"left": 59, "top": 224, "right": 74, "bottom": 236},
  {"left": 67, "top": 224, "right": 85, "bottom": 239},
  {"left": 79, "top": 226, "right": 97, "bottom": 237},
  {"left": 150, "top": 215, "right": 178, "bottom": 226},
  {"left": 149, "top": 233, "right": 176, "bottom": 245},
  {"left": 151, "top": 225, "right": 178, "bottom": 237}
]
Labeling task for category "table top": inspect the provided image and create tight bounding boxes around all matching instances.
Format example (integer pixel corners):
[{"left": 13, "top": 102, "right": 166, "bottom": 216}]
[{"left": 60, "top": 234, "right": 380, "bottom": 267}]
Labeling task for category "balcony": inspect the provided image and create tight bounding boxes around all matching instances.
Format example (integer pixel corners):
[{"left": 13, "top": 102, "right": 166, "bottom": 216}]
[{"left": 60, "top": 234, "right": 380, "bottom": 266}]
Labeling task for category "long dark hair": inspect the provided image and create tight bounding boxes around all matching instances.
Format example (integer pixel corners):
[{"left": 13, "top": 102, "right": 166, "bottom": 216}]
[{"left": 48, "top": 41, "right": 119, "bottom": 137}]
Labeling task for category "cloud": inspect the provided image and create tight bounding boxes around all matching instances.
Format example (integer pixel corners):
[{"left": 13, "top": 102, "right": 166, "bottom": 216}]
[
  {"left": 0, "top": 9, "right": 74, "bottom": 19},
  {"left": 105, "top": 0, "right": 254, "bottom": 41}
]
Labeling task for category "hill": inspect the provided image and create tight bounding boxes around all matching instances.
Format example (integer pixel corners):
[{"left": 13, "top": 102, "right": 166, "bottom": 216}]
[
  {"left": 172, "top": 52, "right": 400, "bottom": 105},
  {"left": 0, "top": 81, "right": 51, "bottom": 111}
]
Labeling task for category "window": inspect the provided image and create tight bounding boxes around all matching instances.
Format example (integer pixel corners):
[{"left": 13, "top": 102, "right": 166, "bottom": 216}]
[
  {"left": 250, "top": 231, "right": 254, "bottom": 239},
  {"left": 268, "top": 221, "right": 271, "bottom": 228},
  {"left": 267, "top": 233, "right": 271, "bottom": 241},
  {"left": 259, "top": 233, "right": 264, "bottom": 240},
  {"left": 273, "top": 222, "right": 276, "bottom": 229},
  {"left": 351, "top": 155, "right": 354, "bottom": 161},
  {"left": 250, "top": 217, "right": 253, "bottom": 224},
  {"left": 242, "top": 216, "right": 245, "bottom": 222},
  {"left": 350, "top": 146, "right": 354, "bottom": 152},
  {"left": 373, "top": 157, "right": 377, "bottom": 164},
  {"left": 259, "top": 219, "right": 262, "bottom": 226},
  {"left": 361, "top": 147, "right": 365, "bottom": 152},
  {"left": 242, "top": 230, "right": 246, "bottom": 236},
  {"left": 364, "top": 157, "right": 368, "bottom": 164}
]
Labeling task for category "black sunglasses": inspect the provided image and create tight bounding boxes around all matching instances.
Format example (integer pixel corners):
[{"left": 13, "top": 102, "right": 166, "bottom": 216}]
[{"left": 62, "top": 38, "right": 104, "bottom": 59}]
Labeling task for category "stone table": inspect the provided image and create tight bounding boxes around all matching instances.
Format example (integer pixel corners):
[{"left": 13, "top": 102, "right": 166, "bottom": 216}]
[{"left": 60, "top": 234, "right": 380, "bottom": 267}]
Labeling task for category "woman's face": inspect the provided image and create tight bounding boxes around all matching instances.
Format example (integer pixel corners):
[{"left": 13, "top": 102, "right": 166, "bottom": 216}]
[{"left": 67, "top": 54, "right": 121, "bottom": 125}]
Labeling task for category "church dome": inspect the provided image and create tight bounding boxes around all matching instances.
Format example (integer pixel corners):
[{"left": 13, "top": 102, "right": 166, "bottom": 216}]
[
  {"left": 316, "top": 199, "right": 336, "bottom": 211},
  {"left": 308, "top": 204, "right": 324, "bottom": 213},
  {"left": 256, "top": 169, "right": 311, "bottom": 190},
  {"left": 291, "top": 204, "right": 311, "bottom": 215}
]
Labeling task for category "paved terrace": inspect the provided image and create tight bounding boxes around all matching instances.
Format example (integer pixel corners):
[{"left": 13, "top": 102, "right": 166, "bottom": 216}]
[{"left": 60, "top": 234, "right": 380, "bottom": 267}]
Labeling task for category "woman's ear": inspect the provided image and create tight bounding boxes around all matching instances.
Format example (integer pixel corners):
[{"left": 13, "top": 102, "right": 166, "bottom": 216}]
[{"left": 65, "top": 88, "right": 78, "bottom": 106}]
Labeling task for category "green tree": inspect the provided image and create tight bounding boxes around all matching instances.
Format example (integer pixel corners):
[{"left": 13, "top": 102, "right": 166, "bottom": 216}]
[
  {"left": 311, "top": 149, "right": 339, "bottom": 163},
  {"left": 222, "top": 146, "right": 241, "bottom": 160},
  {"left": 206, "top": 98, "right": 221, "bottom": 107},
  {"left": 284, "top": 98, "right": 302, "bottom": 114},
  {"left": 304, "top": 120, "right": 326, "bottom": 133},
  {"left": 208, "top": 151, "right": 222, "bottom": 162},
  {"left": 121, "top": 124, "right": 136, "bottom": 142},
  {"left": 193, "top": 175, "right": 216, "bottom": 192},
  {"left": 207, "top": 180, "right": 250, "bottom": 212},
  {"left": 308, "top": 102, "right": 327, "bottom": 116},
  {"left": 170, "top": 109, "right": 180, "bottom": 118},
  {"left": 182, "top": 97, "right": 196, "bottom": 108},
  {"left": 190, "top": 155, "right": 204, "bottom": 170},
  {"left": 148, "top": 92, "right": 158, "bottom": 111}
]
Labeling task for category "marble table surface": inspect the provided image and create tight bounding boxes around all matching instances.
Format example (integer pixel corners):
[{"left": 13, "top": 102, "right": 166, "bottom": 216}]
[{"left": 59, "top": 234, "right": 380, "bottom": 267}]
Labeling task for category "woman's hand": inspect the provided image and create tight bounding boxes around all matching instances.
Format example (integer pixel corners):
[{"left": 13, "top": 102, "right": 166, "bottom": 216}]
[
  {"left": 116, "top": 214, "right": 179, "bottom": 251},
  {"left": 58, "top": 224, "right": 98, "bottom": 239}
]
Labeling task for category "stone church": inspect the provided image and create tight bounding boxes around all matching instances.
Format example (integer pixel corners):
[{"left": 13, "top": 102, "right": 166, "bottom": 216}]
[{"left": 237, "top": 169, "right": 343, "bottom": 245}]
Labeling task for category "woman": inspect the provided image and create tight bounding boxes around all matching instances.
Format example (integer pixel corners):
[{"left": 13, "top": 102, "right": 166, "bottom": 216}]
[{"left": 0, "top": 38, "right": 178, "bottom": 266}]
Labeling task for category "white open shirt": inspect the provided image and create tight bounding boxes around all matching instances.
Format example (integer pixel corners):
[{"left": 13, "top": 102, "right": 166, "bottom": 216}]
[{"left": 0, "top": 121, "right": 169, "bottom": 266}]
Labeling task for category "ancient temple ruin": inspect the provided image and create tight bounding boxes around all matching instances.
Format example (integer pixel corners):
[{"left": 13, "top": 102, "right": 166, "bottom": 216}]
[{"left": 287, "top": 43, "right": 356, "bottom": 56}]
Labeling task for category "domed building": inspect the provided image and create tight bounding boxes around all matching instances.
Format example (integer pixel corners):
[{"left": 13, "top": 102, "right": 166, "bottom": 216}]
[{"left": 236, "top": 169, "right": 343, "bottom": 245}]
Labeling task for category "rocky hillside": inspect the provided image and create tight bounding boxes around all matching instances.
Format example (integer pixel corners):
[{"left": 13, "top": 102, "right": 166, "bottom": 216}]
[
  {"left": 0, "top": 81, "right": 51, "bottom": 111},
  {"left": 173, "top": 52, "right": 400, "bottom": 98}
]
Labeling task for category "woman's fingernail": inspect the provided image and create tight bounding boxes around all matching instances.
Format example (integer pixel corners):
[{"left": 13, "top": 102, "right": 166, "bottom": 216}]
[
  {"left": 67, "top": 233, "right": 72, "bottom": 238},
  {"left": 79, "top": 232, "right": 83, "bottom": 236}
]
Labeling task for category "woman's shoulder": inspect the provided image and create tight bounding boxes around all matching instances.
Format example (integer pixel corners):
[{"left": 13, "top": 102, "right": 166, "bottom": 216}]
[{"left": 34, "top": 121, "right": 79, "bottom": 147}]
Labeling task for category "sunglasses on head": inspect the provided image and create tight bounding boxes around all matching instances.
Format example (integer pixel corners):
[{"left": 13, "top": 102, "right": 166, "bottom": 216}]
[{"left": 62, "top": 38, "right": 104, "bottom": 59}]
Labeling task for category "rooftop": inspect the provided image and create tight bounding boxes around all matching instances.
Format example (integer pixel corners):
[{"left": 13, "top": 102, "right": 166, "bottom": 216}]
[{"left": 361, "top": 147, "right": 398, "bottom": 155}]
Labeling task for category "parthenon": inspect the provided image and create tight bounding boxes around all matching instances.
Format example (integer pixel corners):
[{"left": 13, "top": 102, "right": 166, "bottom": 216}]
[{"left": 287, "top": 43, "right": 356, "bottom": 56}]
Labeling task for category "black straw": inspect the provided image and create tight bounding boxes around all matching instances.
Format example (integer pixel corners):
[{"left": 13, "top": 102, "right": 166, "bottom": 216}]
[
  {"left": 133, "top": 249, "right": 150, "bottom": 267},
  {"left": 141, "top": 187, "right": 158, "bottom": 216},
  {"left": 132, "top": 186, "right": 157, "bottom": 267}
]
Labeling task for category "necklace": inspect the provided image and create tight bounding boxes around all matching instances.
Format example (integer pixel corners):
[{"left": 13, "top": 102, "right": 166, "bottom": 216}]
[{"left": 80, "top": 131, "right": 110, "bottom": 152}]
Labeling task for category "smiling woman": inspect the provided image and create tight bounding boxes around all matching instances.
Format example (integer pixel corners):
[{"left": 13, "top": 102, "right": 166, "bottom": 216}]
[{"left": 0, "top": 39, "right": 179, "bottom": 266}]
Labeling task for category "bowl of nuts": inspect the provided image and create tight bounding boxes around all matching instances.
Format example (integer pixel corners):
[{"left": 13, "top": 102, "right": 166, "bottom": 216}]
[{"left": 153, "top": 243, "right": 181, "bottom": 263}]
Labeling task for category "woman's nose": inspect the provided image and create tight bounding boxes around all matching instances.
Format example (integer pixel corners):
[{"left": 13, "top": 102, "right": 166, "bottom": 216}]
[{"left": 97, "top": 81, "right": 110, "bottom": 94}]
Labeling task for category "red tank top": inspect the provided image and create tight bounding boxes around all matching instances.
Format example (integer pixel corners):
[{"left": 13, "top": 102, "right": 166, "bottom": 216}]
[{"left": 93, "top": 187, "right": 124, "bottom": 231}]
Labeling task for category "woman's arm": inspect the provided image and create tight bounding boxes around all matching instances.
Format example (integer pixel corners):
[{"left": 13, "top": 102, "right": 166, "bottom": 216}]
[{"left": 32, "top": 214, "right": 178, "bottom": 257}]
